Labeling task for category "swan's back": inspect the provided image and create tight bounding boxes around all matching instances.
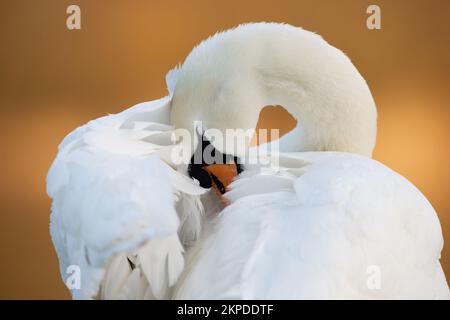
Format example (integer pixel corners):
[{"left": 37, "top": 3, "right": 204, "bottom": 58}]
[{"left": 175, "top": 152, "right": 449, "bottom": 299}]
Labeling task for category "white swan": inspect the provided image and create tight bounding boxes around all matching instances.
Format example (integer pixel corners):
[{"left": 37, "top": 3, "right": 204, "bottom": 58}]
[{"left": 47, "top": 22, "right": 449, "bottom": 299}]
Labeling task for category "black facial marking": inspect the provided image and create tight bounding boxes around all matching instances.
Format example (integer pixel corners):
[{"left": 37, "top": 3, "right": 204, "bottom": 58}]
[
  {"left": 188, "top": 163, "right": 212, "bottom": 189},
  {"left": 234, "top": 156, "right": 243, "bottom": 174},
  {"left": 210, "top": 173, "right": 226, "bottom": 194},
  {"left": 187, "top": 136, "right": 243, "bottom": 190}
]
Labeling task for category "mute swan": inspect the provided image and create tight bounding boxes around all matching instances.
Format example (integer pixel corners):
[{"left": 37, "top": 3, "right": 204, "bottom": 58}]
[{"left": 47, "top": 22, "right": 449, "bottom": 299}]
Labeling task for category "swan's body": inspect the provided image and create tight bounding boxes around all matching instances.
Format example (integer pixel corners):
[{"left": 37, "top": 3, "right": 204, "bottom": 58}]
[
  {"left": 47, "top": 23, "right": 449, "bottom": 299},
  {"left": 175, "top": 152, "right": 448, "bottom": 299}
]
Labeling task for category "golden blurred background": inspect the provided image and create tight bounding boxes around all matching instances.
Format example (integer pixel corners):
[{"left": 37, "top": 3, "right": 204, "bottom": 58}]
[{"left": 1, "top": 0, "right": 449, "bottom": 299}]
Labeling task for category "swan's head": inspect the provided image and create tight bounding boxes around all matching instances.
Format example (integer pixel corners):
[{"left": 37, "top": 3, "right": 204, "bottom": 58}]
[
  {"left": 169, "top": 22, "right": 377, "bottom": 195},
  {"left": 170, "top": 22, "right": 376, "bottom": 155}
]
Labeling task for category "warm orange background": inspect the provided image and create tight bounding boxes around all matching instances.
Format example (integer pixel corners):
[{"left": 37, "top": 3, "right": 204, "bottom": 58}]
[{"left": 1, "top": 0, "right": 449, "bottom": 299}]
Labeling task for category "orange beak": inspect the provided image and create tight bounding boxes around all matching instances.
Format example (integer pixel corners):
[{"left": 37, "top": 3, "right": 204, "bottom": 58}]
[{"left": 204, "top": 163, "right": 238, "bottom": 206}]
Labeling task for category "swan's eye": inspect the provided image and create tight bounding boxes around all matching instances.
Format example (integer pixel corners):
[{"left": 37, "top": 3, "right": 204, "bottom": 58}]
[{"left": 188, "top": 138, "right": 241, "bottom": 196}]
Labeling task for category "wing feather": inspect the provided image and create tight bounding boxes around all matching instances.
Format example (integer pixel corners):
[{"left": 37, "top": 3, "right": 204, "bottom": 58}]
[
  {"left": 175, "top": 152, "right": 449, "bottom": 299},
  {"left": 48, "top": 93, "right": 203, "bottom": 299}
]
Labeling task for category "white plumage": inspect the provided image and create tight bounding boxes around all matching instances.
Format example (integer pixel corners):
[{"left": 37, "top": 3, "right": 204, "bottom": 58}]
[
  {"left": 47, "top": 22, "right": 449, "bottom": 299},
  {"left": 175, "top": 152, "right": 449, "bottom": 299},
  {"left": 47, "top": 97, "right": 205, "bottom": 299}
]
